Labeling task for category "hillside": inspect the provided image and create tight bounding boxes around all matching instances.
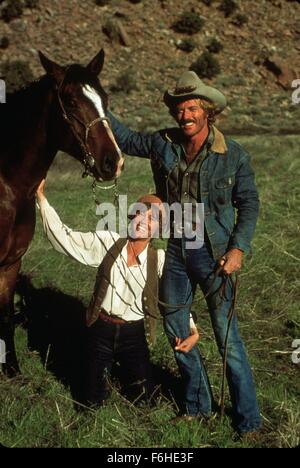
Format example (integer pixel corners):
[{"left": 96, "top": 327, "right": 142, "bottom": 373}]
[{"left": 1, "top": 0, "right": 300, "bottom": 134}]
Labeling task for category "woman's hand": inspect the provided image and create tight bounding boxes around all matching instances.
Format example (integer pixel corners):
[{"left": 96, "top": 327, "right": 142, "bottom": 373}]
[
  {"left": 36, "top": 179, "right": 46, "bottom": 203},
  {"left": 174, "top": 328, "right": 200, "bottom": 353}
]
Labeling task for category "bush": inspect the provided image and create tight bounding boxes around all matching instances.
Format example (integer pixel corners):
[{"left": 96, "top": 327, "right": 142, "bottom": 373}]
[
  {"left": 1, "top": 0, "right": 23, "bottom": 22},
  {"left": 201, "top": 0, "right": 214, "bottom": 5},
  {"left": 232, "top": 13, "right": 248, "bottom": 27},
  {"left": 0, "top": 60, "right": 34, "bottom": 93},
  {"left": 102, "top": 19, "right": 120, "bottom": 41},
  {"left": 128, "top": 0, "right": 142, "bottom": 3},
  {"left": 218, "top": 0, "right": 238, "bottom": 17},
  {"left": 110, "top": 70, "right": 138, "bottom": 94},
  {"left": 206, "top": 38, "right": 223, "bottom": 54},
  {"left": 190, "top": 51, "right": 221, "bottom": 79},
  {"left": 95, "top": 0, "right": 111, "bottom": 5},
  {"left": 175, "top": 39, "right": 196, "bottom": 53},
  {"left": 0, "top": 37, "right": 10, "bottom": 49},
  {"left": 24, "top": 0, "right": 39, "bottom": 7},
  {"left": 172, "top": 12, "right": 205, "bottom": 35}
]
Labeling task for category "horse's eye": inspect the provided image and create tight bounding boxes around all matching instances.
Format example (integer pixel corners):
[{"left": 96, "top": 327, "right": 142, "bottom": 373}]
[{"left": 65, "top": 96, "right": 76, "bottom": 108}]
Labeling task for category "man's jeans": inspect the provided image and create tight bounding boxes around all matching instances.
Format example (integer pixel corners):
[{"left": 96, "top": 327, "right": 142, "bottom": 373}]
[{"left": 160, "top": 238, "right": 261, "bottom": 433}]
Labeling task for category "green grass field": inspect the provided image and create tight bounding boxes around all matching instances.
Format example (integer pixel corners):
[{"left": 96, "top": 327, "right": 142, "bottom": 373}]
[{"left": 0, "top": 134, "right": 299, "bottom": 448}]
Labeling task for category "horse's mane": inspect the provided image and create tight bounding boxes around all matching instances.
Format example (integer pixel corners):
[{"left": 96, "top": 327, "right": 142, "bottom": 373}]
[
  {"left": 5, "top": 74, "right": 51, "bottom": 105},
  {"left": 0, "top": 75, "right": 52, "bottom": 142},
  {"left": 0, "top": 63, "right": 107, "bottom": 152}
]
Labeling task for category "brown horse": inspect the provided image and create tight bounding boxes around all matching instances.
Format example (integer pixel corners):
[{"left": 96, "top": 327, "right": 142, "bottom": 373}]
[{"left": 0, "top": 49, "right": 124, "bottom": 377}]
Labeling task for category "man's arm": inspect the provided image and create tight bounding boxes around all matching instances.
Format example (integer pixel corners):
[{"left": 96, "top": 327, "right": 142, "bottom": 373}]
[
  {"left": 36, "top": 180, "right": 117, "bottom": 267},
  {"left": 108, "top": 111, "right": 154, "bottom": 158},
  {"left": 222, "top": 150, "right": 259, "bottom": 275}
]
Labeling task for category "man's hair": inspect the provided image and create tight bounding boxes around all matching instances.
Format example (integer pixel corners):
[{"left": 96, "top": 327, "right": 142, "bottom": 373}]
[{"left": 168, "top": 97, "right": 217, "bottom": 125}]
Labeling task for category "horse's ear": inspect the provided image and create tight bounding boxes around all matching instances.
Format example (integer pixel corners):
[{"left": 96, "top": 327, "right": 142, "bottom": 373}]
[
  {"left": 38, "top": 51, "right": 65, "bottom": 84},
  {"left": 86, "top": 49, "right": 105, "bottom": 76}
]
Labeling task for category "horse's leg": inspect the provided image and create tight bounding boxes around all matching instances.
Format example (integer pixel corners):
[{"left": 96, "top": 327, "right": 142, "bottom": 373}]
[{"left": 0, "top": 261, "right": 21, "bottom": 377}]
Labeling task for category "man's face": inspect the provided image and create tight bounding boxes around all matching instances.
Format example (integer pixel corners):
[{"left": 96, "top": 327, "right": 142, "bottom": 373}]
[
  {"left": 129, "top": 208, "right": 160, "bottom": 240},
  {"left": 173, "top": 99, "right": 208, "bottom": 138}
]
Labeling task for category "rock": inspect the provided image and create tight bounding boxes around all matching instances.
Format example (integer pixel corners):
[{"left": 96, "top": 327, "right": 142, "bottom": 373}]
[
  {"left": 116, "top": 20, "right": 131, "bottom": 47},
  {"left": 102, "top": 18, "right": 131, "bottom": 47},
  {"left": 263, "top": 55, "right": 299, "bottom": 90},
  {"left": 10, "top": 19, "right": 27, "bottom": 33}
]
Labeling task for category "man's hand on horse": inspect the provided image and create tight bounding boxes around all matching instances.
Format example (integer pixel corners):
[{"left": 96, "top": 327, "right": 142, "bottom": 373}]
[
  {"left": 174, "top": 328, "right": 200, "bottom": 353},
  {"left": 219, "top": 248, "right": 243, "bottom": 275},
  {"left": 36, "top": 179, "right": 46, "bottom": 202}
]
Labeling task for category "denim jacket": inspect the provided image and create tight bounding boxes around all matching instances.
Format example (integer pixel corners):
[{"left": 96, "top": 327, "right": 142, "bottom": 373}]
[{"left": 109, "top": 112, "right": 259, "bottom": 259}]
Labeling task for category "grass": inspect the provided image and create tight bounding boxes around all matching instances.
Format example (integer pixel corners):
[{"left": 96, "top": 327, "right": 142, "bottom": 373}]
[{"left": 0, "top": 135, "right": 299, "bottom": 448}]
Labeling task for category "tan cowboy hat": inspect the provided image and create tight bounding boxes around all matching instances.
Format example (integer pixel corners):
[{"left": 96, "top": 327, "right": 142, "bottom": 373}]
[{"left": 164, "top": 70, "right": 227, "bottom": 114}]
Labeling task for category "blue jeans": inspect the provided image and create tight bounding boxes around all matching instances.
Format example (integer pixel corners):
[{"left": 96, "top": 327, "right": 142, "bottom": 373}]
[{"left": 160, "top": 238, "right": 261, "bottom": 433}]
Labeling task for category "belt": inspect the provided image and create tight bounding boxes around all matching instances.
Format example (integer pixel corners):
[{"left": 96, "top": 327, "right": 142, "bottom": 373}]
[{"left": 98, "top": 309, "right": 127, "bottom": 324}]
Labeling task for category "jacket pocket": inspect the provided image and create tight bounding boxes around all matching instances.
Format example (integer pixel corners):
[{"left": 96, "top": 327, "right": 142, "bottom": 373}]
[
  {"left": 213, "top": 174, "right": 235, "bottom": 208},
  {"left": 215, "top": 175, "right": 235, "bottom": 189}
]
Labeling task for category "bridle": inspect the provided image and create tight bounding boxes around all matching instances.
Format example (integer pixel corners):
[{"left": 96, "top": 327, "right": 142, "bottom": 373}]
[{"left": 56, "top": 68, "right": 112, "bottom": 181}]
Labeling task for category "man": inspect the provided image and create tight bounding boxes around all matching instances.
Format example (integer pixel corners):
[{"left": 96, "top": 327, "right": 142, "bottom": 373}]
[
  {"left": 107, "top": 70, "right": 261, "bottom": 434},
  {"left": 36, "top": 181, "right": 199, "bottom": 408}
]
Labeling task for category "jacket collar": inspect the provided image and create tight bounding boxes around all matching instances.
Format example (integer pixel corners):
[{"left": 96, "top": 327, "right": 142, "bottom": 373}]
[
  {"left": 164, "top": 125, "right": 227, "bottom": 155},
  {"left": 211, "top": 126, "right": 227, "bottom": 154}
]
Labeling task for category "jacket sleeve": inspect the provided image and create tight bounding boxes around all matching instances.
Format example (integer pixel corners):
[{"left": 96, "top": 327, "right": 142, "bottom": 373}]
[
  {"left": 229, "top": 150, "right": 260, "bottom": 254},
  {"left": 108, "top": 111, "right": 154, "bottom": 158}
]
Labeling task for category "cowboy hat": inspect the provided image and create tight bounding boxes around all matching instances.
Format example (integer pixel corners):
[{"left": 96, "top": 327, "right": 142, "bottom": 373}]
[{"left": 164, "top": 70, "right": 226, "bottom": 114}]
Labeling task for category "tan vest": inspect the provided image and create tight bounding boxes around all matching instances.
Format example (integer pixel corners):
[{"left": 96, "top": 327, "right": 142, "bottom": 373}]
[{"left": 86, "top": 238, "right": 160, "bottom": 345}]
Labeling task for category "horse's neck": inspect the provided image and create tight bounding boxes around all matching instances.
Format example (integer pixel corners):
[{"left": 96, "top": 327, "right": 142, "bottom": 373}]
[{"left": 2, "top": 77, "right": 60, "bottom": 192}]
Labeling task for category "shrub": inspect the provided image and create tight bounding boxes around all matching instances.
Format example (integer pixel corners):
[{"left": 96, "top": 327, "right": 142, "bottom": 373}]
[
  {"left": 0, "top": 60, "right": 34, "bottom": 93},
  {"left": 232, "top": 13, "right": 248, "bottom": 27},
  {"left": 1, "top": 0, "right": 23, "bottom": 22},
  {"left": 172, "top": 12, "right": 205, "bottom": 35},
  {"left": 190, "top": 51, "right": 221, "bottom": 79},
  {"left": 110, "top": 70, "right": 138, "bottom": 94},
  {"left": 24, "top": 0, "right": 39, "bottom": 7},
  {"left": 218, "top": 0, "right": 238, "bottom": 17},
  {"left": 206, "top": 38, "right": 223, "bottom": 54},
  {"left": 95, "top": 0, "right": 111, "bottom": 5},
  {"left": 201, "top": 0, "right": 214, "bottom": 5},
  {"left": 175, "top": 39, "right": 196, "bottom": 53},
  {"left": 102, "top": 19, "right": 120, "bottom": 41},
  {"left": 128, "top": 0, "right": 142, "bottom": 3},
  {"left": 0, "top": 37, "right": 10, "bottom": 49}
]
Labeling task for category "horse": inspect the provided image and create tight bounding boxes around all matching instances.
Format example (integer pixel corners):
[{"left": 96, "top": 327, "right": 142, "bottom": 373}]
[{"left": 0, "top": 48, "right": 124, "bottom": 377}]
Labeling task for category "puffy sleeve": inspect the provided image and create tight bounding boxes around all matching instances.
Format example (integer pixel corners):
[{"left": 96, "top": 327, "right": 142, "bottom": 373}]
[{"left": 37, "top": 197, "right": 119, "bottom": 267}]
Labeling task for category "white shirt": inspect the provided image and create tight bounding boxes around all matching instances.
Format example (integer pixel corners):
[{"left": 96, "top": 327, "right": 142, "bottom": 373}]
[{"left": 38, "top": 198, "right": 196, "bottom": 328}]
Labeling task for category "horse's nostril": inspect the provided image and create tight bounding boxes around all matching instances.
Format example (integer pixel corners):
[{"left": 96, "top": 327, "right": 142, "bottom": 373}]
[{"left": 102, "top": 154, "right": 115, "bottom": 173}]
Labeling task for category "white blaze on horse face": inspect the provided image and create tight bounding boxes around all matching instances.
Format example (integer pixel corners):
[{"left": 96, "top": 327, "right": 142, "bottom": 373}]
[{"left": 82, "top": 85, "right": 123, "bottom": 170}]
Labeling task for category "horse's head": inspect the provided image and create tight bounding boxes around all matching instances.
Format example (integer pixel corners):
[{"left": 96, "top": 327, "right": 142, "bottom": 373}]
[{"left": 39, "top": 49, "right": 124, "bottom": 181}]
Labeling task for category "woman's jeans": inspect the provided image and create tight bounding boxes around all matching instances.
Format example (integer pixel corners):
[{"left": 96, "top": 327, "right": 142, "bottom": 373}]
[
  {"left": 85, "top": 318, "right": 153, "bottom": 407},
  {"left": 160, "top": 238, "right": 261, "bottom": 433}
]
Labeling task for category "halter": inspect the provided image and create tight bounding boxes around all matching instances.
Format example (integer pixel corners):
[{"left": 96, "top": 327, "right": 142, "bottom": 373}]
[{"left": 56, "top": 68, "right": 111, "bottom": 181}]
